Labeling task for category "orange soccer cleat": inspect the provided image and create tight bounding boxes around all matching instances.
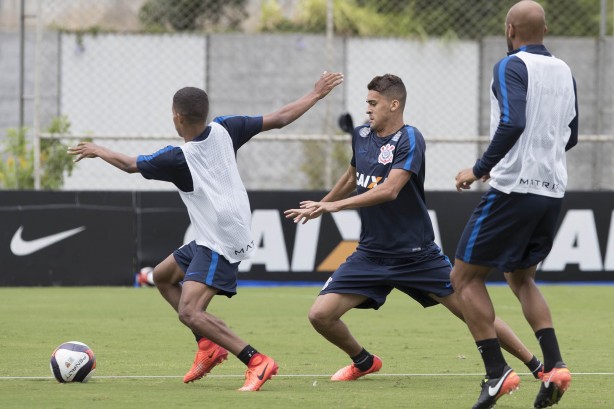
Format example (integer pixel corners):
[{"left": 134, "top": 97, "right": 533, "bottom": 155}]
[
  {"left": 330, "top": 355, "right": 382, "bottom": 381},
  {"left": 183, "top": 339, "right": 228, "bottom": 383},
  {"left": 534, "top": 362, "right": 572, "bottom": 408},
  {"left": 471, "top": 366, "right": 521, "bottom": 409},
  {"left": 238, "top": 353, "right": 279, "bottom": 391}
]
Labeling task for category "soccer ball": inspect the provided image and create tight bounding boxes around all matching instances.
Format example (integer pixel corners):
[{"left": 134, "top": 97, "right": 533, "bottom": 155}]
[
  {"left": 50, "top": 341, "right": 96, "bottom": 383},
  {"left": 136, "top": 266, "right": 155, "bottom": 287}
]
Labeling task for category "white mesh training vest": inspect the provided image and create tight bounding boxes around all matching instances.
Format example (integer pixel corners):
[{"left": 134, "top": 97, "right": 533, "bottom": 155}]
[
  {"left": 488, "top": 51, "right": 576, "bottom": 198},
  {"left": 179, "top": 122, "right": 255, "bottom": 263}
]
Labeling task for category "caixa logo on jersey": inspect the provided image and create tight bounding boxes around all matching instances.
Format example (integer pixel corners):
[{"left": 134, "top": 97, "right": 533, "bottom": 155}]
[{"left": 186, "top": 210, "right": 365, "bottom": 273}]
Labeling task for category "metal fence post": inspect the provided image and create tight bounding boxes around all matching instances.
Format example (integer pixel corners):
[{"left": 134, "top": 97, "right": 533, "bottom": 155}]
[
  {"left": 324, "top": 0, "right": 334, "bottom": 190},
  {"left": 32, "top": 0, "right": 42, "bottom": 190}
]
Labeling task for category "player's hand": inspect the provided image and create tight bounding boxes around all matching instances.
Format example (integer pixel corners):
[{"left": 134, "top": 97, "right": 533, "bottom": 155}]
[
  {"left": 300, "top": 200, "right": 340, "bottom": 216},
  {"left": 284, "top": 207, "right": 319, "bottom": 224},
  {"left": 67, "top": 142, "right": 100, "bottom": 162},
  {"left": 455, "top": 168, "right": 478, "bottom": 192},
  {"left": 314, "top": 71, "right": 344, "bottom": 100}
]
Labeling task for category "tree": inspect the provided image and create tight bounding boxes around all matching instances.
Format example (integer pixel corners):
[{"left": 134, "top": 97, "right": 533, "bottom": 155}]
[
  {"left": 139, "top": 0, "right": 248, "bottom": 32},
  {"left": 260, "top": 0, "right": 426, "bottom": 37},
  {"left": 412, "top": 0, "right": 603, "bottom": 38},
  {"left": 259, "top": 0, "right": 606, "bottom": 39},
  {"left": 0, "top": 116, "right": 76, "bottom": 190}
]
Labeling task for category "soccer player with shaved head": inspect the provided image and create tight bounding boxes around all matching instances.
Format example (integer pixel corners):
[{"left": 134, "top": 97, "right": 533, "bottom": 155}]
[{"left": 452, "top": 1, "right": 577, "bottom": 408}]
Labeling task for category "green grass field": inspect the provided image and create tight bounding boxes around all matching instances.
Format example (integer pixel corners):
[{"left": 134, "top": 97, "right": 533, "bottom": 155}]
[{"left": 0, "top": 285, "right": 612, "bottom": 409}]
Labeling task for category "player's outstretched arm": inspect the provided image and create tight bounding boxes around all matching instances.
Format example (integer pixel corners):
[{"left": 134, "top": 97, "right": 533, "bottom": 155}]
[
  {"left": 284, "top": 165, "right": 356, "bottom": 224},
  {"left": 303, "top": 168, "right": 410, "bottom": 218},
  {"left": 67, "top": 142, "right": 138, "bottom": 173},
  {"left": 261, "top": 71, "right": 344, "bottom": 132}
]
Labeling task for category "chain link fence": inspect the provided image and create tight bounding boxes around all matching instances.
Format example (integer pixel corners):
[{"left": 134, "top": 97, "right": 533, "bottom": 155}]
[{"left": 1, "top": 0, "right": 613, "bottom": 191}]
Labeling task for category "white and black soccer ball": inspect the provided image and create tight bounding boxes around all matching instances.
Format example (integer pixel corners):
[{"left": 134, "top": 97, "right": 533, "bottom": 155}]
[
  {"left": 136, "top": 266, "right": 155, "bottom": 287},
  {"left": 50, "top": 341, "right": 96, "bottom": 383}
]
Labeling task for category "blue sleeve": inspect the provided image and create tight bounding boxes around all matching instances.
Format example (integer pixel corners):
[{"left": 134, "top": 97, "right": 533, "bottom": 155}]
[
  {"left": 213, "top": 115, "right": 263, "bottom": 151},
  {"left": 392, "top": 126, "right": 422, "bottom": 175},
  {"left": 473, "top": 56, "right": 528, "bottom": 178},
  {"left": 136, "top": 146, "right": 193, "bottom": 192},
  {"left": 566, "top": 77, "right": 578, "bottom": 151}
]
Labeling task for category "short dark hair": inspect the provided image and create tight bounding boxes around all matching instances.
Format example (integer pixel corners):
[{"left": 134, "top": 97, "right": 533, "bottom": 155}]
[
  {"left": 173, "top": 87, "right": 209, "bottom": 124},
  {"left": 367, "top": 74, "right": 406, "bottom": 108}
]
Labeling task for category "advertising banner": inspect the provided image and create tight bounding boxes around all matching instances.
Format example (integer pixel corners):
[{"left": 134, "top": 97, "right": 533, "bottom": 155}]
[
  {"left": 0, "top": 191, "right": 135, "bottom": 285},
  {"left": 1, "top": 191, "right": 613, "bottom": 286}
]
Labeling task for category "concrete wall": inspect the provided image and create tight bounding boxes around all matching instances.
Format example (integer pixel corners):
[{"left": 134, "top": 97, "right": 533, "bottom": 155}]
[
  {"left": 0, "top": 32, "right": 60, "bottom": 135},
  {"left": 1, "top": 31, "right": 612, "bottom": 190}
]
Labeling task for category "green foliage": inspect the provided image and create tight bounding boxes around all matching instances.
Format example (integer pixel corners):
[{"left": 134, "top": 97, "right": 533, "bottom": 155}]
[
  {"left": 40, "top": 117, "right": 77, "bottom": 190},
  {"left": 139, "top": 0, "right": 248, "bottom": 32},
  {"left": 411, "top": 0, "right": 508, "bottom": 39},
  {"left": 0, "top": 116, "right": 76, "bottom": 190},
  {"left": 261, "top": 0, "right": 425, "bottom": 37},
  {"left": 260, "top": 0, "right": 606, "bottom": 39},
  {"left": 0, "top": 127, "right": 34, "bottom": 189},
  {"left": 260, "top": 0, "right": 300, "bottom": 32},
  {"left": 542, "top": 0, "right": 603, "bottom": 37},
  {"left": 414, "top": 0, "right": 604, "bottom": 38}
]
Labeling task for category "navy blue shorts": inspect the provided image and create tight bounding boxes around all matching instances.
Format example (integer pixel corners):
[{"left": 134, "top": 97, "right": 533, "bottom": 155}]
[
  {"left": 173, "top": 241, "right": 239, "bottom": 297},
  {"left": 319, "top": 243, "right": 454, "bottom": 310},
  {"left": 455, "top": 188, "right": 562, "bottom": 272}
]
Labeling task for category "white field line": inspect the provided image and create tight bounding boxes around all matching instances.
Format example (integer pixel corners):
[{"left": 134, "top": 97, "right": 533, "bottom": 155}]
[{"left": 2, "top": 372, "right": 613, "bottom": 380}]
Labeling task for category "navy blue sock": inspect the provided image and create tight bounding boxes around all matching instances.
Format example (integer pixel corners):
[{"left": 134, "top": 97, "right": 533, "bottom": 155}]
[
  {"left": 476, "top": 338, "right": 507, "bottom": 379},
  {"left": 351, "top": 348, "right": 374, "bottom": 372},
  {"left": 238, "top": 345, "right": 259, "bottom": 366},
  {"left": 525, "top": 355, "right": 543, "bottom": 378},
  {"left": 535, "top": 328, "right": 563, "bottom": 372}
]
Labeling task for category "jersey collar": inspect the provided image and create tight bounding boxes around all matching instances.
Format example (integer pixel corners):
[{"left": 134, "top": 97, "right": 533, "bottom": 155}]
[
  {"left": 192, "top": 126, "right": 212, "bottom": 142},
  {"left": 508, "top": 44, "right": 551, "bottom": 57}
]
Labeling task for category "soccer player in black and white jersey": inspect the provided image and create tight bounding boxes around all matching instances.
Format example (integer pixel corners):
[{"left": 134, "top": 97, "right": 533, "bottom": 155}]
[
  {"left": 452, "top": 1, "right": 577, "bottom": 408},
  {"left": 68, "top": 71, "right": 344, "bottom": 392},
  {"left": 285, "top": 74, "right": 543, "bottom": 384}
]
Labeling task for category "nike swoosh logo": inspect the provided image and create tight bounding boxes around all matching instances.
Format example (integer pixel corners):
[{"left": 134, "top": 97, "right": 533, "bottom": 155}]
[
  {"left": 10, "top": 226, "right": 86, "bottom": 256},
  {"left": 257, "top": 363, "right": 269, "bottom": 380},
  {"left": 488, "top": 368, "right": 513, "bottom": 396}
]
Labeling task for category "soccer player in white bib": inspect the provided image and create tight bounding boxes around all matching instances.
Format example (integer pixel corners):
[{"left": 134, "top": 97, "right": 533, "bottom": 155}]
[
  {"left": 68, "top": 71, "right": 343, "bottom": 391},
  {"left": 452, "top": 1, "right": 577, "bottom": 408}
]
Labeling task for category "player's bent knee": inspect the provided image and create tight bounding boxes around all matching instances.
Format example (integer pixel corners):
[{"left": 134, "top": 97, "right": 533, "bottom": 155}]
[
  {"left": 504, "top": 271, "right": 535, "bottom": 293},
  {"left": 307, "top": 308, "right": 319, "bottom": 325},
  {"left": 177, "top": 307, "right": 199, "bottom": 328},
  {"left": 450, "top": 268, "right": 464, "bottom": 291},
  {"left": 308, "top": 307, "right": 333, "bottom": 328}
]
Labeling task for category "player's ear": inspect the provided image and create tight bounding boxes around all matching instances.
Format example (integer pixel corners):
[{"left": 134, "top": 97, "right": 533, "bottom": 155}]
[
  {"left": 390, "top": 99, "right": 400, "bottom": 112},
  {"left": 507, "top": 23, "right": 515, "bottom": 39}
]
